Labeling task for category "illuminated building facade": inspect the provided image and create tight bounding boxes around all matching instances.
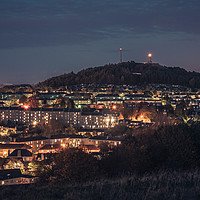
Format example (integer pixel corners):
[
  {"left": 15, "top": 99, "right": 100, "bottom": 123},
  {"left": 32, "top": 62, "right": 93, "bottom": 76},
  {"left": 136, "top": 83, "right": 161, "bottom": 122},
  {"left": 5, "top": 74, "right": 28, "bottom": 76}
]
[{"left": 0, "top": 107, "right": 119, "bottom": 129}]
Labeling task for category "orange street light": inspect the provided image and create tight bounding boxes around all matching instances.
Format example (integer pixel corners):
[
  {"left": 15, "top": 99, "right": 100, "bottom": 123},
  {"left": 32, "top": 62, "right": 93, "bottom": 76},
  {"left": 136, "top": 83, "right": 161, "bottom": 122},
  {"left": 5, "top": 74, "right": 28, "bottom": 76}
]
[{"left": 23, "top": 105, "right": 29, "bottom": 110}]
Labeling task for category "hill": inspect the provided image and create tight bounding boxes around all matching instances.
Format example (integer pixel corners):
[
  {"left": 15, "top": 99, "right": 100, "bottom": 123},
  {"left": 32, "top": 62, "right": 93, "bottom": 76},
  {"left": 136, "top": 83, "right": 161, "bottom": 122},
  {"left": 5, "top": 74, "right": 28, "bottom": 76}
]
[{"left": 36, "top": 61, "right": 200, "bottom": 88}]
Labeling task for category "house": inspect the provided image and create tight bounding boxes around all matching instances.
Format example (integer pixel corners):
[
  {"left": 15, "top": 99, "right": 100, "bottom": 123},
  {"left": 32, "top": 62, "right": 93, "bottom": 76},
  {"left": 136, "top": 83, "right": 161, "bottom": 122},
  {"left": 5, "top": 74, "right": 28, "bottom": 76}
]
[
  {"left": 36, "top": 153, "right": 55, "bottom": 161},
  {"left": 38, "top": 144, "right": 61, "bottom": 154},
  {"left": 15, "top": 136, "right": 49, "bottom": 152},
  {"left": 0, "top": 125, "right": 16, "bottom": 136},
  {"left": 0, "top": 143, "right": 32, "bottom": 158},
  {"left": 0, "top": 169, "right": 36, "bottom": 185},
  {"left": 3, "top": 158, "right": 27, "bottom": 173},
  {"left": 88, "top": 136, "right": 121, "bottom": 148},
  {"left": 0, "top": 102, "right": 5, "bottom": 107},
  {"left": 49, "top": 134, "right": 88, "bottom": 148},
  {"left": 78, "top": 128, "right": 105, "bottom": 136},
  {"left": 81, "top": 145, "right": 100, "bottom": 153},
  {"left": 8, "top": 149, "right": 33, "bottom": 162}
]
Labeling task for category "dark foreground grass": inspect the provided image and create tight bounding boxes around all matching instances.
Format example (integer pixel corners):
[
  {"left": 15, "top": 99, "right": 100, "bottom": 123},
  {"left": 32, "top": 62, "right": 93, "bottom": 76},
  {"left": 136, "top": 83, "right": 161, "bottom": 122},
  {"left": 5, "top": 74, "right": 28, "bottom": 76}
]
[{"left": 1, "top": 170, "right": 200, "bottom": 200}]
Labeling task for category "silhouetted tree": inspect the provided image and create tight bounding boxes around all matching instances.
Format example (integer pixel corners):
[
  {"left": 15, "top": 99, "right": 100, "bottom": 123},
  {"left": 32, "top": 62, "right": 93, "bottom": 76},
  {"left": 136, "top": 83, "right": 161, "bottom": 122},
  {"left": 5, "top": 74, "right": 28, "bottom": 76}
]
[
  {"left": 19, "top": 95, "right": 27, "bottom": 105},
  {"left": 52, "top": 148, "right": 99, "bottom": 184}
]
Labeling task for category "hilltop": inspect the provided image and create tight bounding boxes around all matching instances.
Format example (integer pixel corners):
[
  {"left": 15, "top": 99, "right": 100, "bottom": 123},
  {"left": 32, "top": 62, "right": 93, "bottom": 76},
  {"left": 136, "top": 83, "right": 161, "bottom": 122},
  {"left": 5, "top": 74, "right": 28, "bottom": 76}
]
[{"left": 35, "top": 61, "right": 200, "bottom": 88}]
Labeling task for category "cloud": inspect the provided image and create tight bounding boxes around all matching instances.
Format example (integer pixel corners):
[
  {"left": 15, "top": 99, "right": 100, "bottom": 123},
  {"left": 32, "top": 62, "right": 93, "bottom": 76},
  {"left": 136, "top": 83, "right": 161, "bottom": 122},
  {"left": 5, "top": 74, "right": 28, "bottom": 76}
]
[{"left": 0, "top": 0, "right": 200, "bottom": 49}]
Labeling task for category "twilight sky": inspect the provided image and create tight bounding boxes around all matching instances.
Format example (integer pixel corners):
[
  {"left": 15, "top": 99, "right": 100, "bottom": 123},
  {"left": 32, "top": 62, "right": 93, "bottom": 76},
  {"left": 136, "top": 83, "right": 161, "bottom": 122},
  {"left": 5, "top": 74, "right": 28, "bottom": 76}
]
[{"left": 0, "top": 0, "right": 200, "bottom": 84}]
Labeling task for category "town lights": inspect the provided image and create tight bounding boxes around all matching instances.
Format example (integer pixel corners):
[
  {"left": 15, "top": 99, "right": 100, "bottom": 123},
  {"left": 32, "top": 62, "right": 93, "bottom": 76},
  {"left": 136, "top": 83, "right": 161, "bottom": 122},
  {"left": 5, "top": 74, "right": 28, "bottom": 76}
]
[
  {"left": 106, "top": 117, "right": 115, "bottom": 127},
  {"left": 33, "top": 121, "right": 37, "bottom": 126},
  {"left": 112, "top": 105, "right": 117, "bottom": 110},
  {"left": 61, "top": 143, "right": 66, "bottom": 148},
  {"left": 23, "top": 105, "right": 29, "bottom": 110}
]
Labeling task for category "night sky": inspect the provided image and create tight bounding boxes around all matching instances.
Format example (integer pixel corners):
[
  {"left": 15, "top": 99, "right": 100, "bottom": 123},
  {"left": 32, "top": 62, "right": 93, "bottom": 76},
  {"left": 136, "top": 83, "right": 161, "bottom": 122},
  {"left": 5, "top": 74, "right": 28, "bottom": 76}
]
[{"left": 0, "top": 0, "right": 200, "bottom": 84}]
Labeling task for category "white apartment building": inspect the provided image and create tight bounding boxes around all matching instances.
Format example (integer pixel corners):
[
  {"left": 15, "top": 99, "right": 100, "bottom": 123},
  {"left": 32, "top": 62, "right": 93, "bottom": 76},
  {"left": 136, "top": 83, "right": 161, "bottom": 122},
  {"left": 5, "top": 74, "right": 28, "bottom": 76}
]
[{"left": 0, "top": 108, "right": 119, "bottom": 129}]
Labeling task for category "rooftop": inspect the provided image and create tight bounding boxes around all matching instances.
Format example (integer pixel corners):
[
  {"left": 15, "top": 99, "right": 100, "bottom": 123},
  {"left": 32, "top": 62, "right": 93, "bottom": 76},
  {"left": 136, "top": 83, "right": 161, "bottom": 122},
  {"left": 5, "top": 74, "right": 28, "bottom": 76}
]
[
  {"left": 8, "top": 149, "right": 33, "bottom": 157},
  {"left": 0, "top": 143, "right": 31, "bottom": 149}
]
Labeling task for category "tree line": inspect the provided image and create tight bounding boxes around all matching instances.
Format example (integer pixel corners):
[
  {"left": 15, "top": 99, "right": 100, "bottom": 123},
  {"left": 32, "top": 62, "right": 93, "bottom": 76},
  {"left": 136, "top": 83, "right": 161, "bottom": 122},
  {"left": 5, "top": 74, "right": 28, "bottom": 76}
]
[
  {"left": 36, "top": 61, "right": 200, "bottom": 89},
  {"left": 30, "top": 122, "right": 200, "bottom": 185}
]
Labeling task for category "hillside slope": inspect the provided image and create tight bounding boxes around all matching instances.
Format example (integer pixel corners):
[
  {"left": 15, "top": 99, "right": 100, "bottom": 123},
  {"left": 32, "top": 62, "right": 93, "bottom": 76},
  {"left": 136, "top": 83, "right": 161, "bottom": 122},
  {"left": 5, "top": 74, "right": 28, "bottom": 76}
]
[
  {"left": 36, "top": 61, "right": 200, "bottom": 88},
  {"left": 1, "top": 170, "right": 200, "bottom": 200}
]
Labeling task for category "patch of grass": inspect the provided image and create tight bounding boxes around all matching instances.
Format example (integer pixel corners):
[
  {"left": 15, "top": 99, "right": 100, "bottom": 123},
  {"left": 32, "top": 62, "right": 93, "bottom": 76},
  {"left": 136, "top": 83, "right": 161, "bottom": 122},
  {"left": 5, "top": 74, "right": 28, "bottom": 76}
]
[{"left": 1, "top": 169, "right": 200, "bottom": 200}]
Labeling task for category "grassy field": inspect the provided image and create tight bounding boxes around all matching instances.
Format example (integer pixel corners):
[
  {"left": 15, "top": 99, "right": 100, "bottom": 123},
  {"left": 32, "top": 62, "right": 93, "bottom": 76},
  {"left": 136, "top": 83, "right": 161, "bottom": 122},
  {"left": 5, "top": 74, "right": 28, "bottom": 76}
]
[{"left": 1, "top": 170, "right": 200, "bottom": 200}]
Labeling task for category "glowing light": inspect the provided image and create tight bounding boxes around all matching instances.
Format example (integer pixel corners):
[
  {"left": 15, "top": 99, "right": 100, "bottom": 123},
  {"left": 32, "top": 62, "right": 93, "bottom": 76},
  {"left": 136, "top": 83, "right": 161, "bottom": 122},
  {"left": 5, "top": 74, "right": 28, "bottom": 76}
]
[
  {"left": 148, "top": 53, "right": 152, "bottom": 57},
  {"left": 120, "top": 48, "right": 122, "bottom": 51},
  {"left": 112, "top": 105, "right": 117, "bottom": 110},
  {"left": 23, "top": 105, "right": 29, "bottom": 110},
  {"left": 61, "top": 143, "right": 66, "bottom": 148},
  {"left": 33, "top": 121, "right": 37, "bottom": 126}
]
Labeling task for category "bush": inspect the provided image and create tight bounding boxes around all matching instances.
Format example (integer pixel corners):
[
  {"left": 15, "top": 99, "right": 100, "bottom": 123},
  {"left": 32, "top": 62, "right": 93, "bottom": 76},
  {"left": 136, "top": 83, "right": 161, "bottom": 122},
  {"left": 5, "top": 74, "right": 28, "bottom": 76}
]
[
  {"left": 51, "top": 148, "right": 99, "bottom": 184},
  {"left": 102, "top": 124, "right": 199, "bottom": 177}
]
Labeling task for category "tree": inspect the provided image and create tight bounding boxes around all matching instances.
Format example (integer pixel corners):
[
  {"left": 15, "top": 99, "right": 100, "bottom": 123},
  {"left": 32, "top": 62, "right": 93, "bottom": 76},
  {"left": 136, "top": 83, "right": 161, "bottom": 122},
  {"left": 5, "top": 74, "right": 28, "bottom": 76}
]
[
  {"left": 19, "top": 95, "right": 27, "bottom": 105},
  {"left": 102, "top": 124, "right": 199, "bottom": 177},
  {"left": 28, "top": 160, "right": 47, "bottom": 176},
  {"left": 175, "top": 100, "right": 187, "bottom": 119},
  {"left": 99, "top": 142, "right": 110, "bottom": 153},
  {"left": 51, "top": 148, "right": 99, "bottom": 184},
  {"left": 54, "top": 97, "right": 67, "bottom": 108},
  {"left": 189, "top": 77, "right": 196, "bottom": 88},
  {"left": 66, "top": 98, "right": 75, "bottom": 109},
  {"left": 107, "top": 124, "right": 129, "bottom": 136},
  {"left": 132, "top": 103, "right": 157, "bottom": 122},
  {"left": 120, "top": 106, "right": 134, "bottom": 120},
  {"left": 38, "top": 119, "right": 65, "bottom": 136},
  {"left": 4, "top": 158, "right": 26, "bottom": 173},
  {"left": 27, "top": 95, "right": 39, "bottom": 108},
  {"left": 65, "top": 124, "right": 76, "bottom": 135},
  {"left": 9, "top": 96, "right": 18, "bottom": 106}
]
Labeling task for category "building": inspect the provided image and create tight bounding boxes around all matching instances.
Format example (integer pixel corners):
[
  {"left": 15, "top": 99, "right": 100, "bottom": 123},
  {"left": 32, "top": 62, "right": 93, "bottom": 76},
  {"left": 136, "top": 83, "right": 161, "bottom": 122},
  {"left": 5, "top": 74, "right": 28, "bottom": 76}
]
[
  {"left": 87, "top": 136, "right": 121, "bottom": 148},
  {"left": 0, "top": 107, "right": 119, "bottom": 129},
  {"left": 0, "top": 169, "right": 36, "bottom": 185},
  {"left": 0, "top": 107, "right": 81, "bottom": 126},
  {"left": 38, "top": 144, "right": 61, "bottom": 154},
  {"left": 8, "top": 149, "right": 33, "bottom": 162},
  {"left": 0, "top": 144, "right": 32, "bottom": 158},
  {"left": 15, "top": 136, "right": 49, "bottom": 152}
]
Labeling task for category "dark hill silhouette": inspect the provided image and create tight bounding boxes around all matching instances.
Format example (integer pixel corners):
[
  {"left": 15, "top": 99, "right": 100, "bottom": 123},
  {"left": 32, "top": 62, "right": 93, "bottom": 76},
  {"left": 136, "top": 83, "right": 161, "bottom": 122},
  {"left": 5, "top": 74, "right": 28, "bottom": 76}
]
[{"left": 36, "top": 61, "right": 200, "bottom": 88}]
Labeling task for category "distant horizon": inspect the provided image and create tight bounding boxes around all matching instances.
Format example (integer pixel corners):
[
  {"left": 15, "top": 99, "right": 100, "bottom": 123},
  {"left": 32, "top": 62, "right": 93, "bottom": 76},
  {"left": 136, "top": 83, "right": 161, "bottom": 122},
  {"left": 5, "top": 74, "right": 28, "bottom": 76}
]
[
  {"left": 1, "top": 60, "right": 200, "bottom": 86},
  {"left": 1, "top": 0, "right": 200, "bottom": 84}
]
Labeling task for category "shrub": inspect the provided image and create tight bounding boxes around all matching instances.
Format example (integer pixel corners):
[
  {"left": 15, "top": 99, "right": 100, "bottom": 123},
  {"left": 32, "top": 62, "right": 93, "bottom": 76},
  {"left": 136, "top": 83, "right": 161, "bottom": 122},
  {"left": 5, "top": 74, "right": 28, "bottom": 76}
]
[{"left": 51, "top": 148, "right": 99, "bottom": 184}]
